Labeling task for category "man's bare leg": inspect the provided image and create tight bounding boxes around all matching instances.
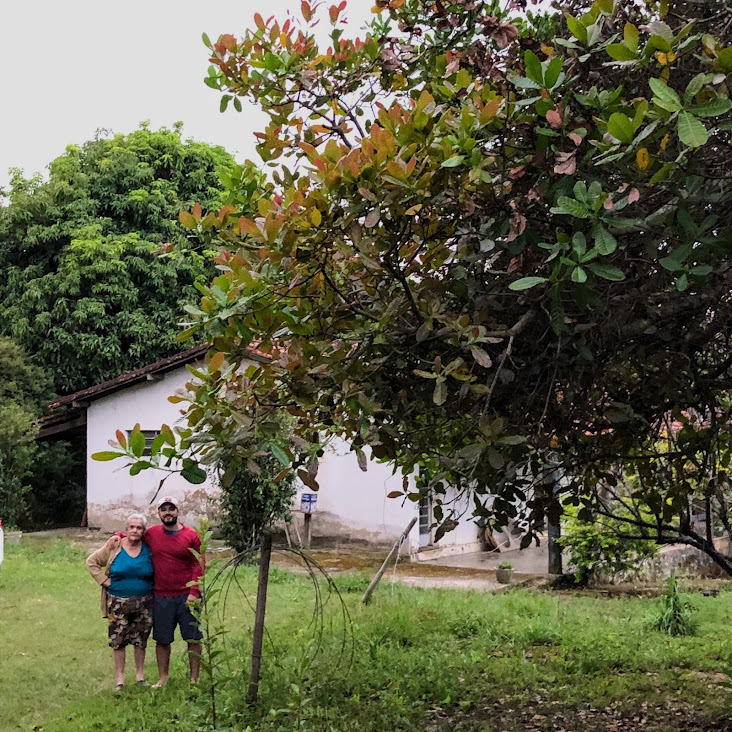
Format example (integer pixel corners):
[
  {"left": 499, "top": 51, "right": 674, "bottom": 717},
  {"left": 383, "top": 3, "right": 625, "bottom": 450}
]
[
  {"left": 153, "top": 643, "right": 171, "bottom": 687},
  {"left": 187, "top": 642, "right": 202, "bottom": 683},
  {"left": 133, "top": 646, "right": 146, "bottom": 682},
  {"left": 113, "top": 648, "right": 126, "bottom": 686}
]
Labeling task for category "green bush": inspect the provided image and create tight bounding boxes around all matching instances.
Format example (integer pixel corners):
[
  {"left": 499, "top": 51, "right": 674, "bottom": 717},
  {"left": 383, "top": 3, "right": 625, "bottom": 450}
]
[{"left": 559, "top": 506, "right": 658, "bottom": 585}]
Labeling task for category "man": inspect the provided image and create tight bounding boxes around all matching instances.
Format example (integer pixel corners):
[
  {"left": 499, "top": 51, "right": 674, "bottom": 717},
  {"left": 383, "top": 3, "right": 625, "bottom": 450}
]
[{"left": 109, "top": 495, "right": 203, "bottom": 687}]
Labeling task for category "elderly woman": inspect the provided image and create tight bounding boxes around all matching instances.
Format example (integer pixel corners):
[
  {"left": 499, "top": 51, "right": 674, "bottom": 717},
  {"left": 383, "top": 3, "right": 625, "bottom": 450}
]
[{"left": 86, "top": 513, "right": 154, "bottom": 690}]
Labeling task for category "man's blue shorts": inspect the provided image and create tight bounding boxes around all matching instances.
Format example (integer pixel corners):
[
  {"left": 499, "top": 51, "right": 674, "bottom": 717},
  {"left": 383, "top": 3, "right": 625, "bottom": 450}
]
[{"left": 153, "top": 594, "right": 203, "bottom": 645}]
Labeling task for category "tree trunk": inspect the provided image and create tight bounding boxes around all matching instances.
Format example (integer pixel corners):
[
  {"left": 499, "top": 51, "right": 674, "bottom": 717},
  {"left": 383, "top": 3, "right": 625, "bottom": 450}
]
[{"left": 547, "top": 519, "right": 563, "bottom": 575}]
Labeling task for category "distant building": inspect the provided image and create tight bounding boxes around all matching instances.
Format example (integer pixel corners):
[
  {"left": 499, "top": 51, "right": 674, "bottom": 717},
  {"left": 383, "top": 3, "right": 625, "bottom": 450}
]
[{"left": 41, "top": 348, "right": 487, "bottom": 559}]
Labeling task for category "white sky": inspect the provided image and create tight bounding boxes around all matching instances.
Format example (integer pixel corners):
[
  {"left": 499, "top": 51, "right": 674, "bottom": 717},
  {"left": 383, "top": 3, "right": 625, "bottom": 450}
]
[{"left": 0, "top": 0, "right": 375, "bottom": 189}]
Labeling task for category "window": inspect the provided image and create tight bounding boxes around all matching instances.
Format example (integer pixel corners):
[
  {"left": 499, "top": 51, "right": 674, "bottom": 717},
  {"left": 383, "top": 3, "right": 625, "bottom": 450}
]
[{"left": 127, "top": 430, "right": 161, "bottom": 457}]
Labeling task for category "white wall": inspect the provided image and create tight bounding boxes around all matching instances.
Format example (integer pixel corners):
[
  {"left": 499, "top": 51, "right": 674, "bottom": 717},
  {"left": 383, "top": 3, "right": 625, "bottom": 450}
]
[
  {"left": 86, "top": 364, "right": 219, "bottom": 531},
  {"left": 293, "top": 438, "right": 420, "bottom": 550},
  {"left": 293, "top": 438, "right": 483, "bottom": 556},
  {"left": 86, "top": 364, "right": 485, "bottom": 555}
]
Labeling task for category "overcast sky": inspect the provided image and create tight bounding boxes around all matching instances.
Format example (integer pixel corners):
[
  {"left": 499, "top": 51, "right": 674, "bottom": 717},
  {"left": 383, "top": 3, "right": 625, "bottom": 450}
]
[{"left": 0, "top": 0, "right": 375, "bottom": 189}]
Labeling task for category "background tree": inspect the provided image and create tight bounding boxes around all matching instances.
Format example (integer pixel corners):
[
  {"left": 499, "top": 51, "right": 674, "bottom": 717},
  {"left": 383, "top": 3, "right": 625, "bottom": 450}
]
[
  {"left": 102, "top": 0, "right": 732, "bottom": 571},
  {"left": 0, "top": 338, "right": 53, "bottom": 526},
  {"left": 0, "top": 126, "right": 237, "bottom": 393}
]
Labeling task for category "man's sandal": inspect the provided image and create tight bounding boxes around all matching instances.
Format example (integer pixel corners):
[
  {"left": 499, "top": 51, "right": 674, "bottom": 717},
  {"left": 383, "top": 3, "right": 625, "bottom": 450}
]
[{"left": 115, "top": 683, "right": 124, "bottom": 692}]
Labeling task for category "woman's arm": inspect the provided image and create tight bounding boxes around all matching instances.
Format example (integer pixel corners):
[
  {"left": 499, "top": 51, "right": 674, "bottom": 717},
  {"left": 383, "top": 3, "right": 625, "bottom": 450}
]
[{"left": 86, "top": 545, "right": 113, "bottom": 586}]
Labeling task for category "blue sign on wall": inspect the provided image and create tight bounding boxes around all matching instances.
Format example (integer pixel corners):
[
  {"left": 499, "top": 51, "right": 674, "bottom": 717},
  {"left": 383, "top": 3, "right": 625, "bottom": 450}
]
[{"left": 300, "top": 493, "right": 318, "bottom": 513}]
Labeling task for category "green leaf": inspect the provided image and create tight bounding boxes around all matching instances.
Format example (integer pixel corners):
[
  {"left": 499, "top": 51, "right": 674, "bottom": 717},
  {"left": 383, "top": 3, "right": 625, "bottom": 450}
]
[
  {"left": 648, "top": 20, "right": 674, "bottom": 44},
  {"left": 508, "top": 75, "right": 541, "bottom": 90},
  {"left": 91, "top": 451, "right": 124, "bottom": 462},
  {"left": 573, "top": 181, "right": 589, "bottom": 204},
  {"left": 150, "top": 433, "right": 166, "bottom": 457},
  {"left": 269, "top": 443, "right": 292, "bottom": 466},
  {"left": 677, "top": 112, "right": 708, "bottom": 147},
  {"left": 524, "top": 50, "right": 543, "bottom": 85},
  {"left": 607, "top": 113, "right": 635, "bottom": 143},
  {"left": 676, "top": 273, "right": 689, "bottom": 291},
  {"left": 509, "top": 276, "right": 548, "bottom": 291},
  {"left": 571, "top": 266, "right": 587, "bottom": 283},
  {"left": 659, "top": 256, "right": 684, "bottom": 271},
  {"left": 684, "top": 73, "right": 707, "bottom": 105},
  {"left": 551, "top": 196, "right": 590, "bottom": 218},
  {"left": 129, "top": 429, "right": 145, "bottom": 458},
  {"left": 719, "top": 47, "right": 732, "bottom": 74},
  {"left": 690, "top": 264, "right": 713, "bottom": 276},
  {"left": 689, "top": 98, "right": 732, "bottom": 118},
  {"left": 130, "top": 461, "right": 152, "bottom": 477},
  {"left": 544, "top": 56, "right": 564, "bottom": 89},
  {"left": 567, "top": 16, "right": 588, "bottom": 44},
  {"left": 433, "top": 379, "right": 447, "bottom": 406},
  {"left": 181, "top": 465, "right": 207, "bottom": 484},
  {"left": 606, "top": 44, "right": 637, "bottom": 61},
  {"left": 597, "top": 0, "right": 613, "bottom": 13},
  {"left": 649, "top": 162, "right": 674, "bottom": 184},
  {"left": 649, "top": 78, "right": 682, "bottom": 112},
  {"left": 588, "top": 263, "right": 625, "bottom": 281},
  {"left": 441, "top": 155, "right": 466, "bottom": 168},
  {"left": 624, "top": 22, "right": 639, "bottom": 52},
  {"left": 593, "top": 224, "right": 617, "bottom": 255}
]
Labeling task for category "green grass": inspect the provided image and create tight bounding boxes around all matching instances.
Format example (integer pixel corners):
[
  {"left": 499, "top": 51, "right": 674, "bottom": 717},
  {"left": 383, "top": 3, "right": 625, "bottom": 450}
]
[{"left": 2, "top": 539, "right": 732, "bottom": 731}]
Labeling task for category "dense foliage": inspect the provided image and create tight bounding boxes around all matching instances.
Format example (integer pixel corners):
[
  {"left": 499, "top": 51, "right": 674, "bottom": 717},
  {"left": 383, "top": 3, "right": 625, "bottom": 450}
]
[
  {"left": 0, "top": 126, "right": 235, "bottom": 393},
  {"left": 0, "top": 338, "right": 53, "bottom": 526},
  {"left": 217, "top": 454, "right": 296, "bottom": 552},
  {"left": 101, "top": 1, "right": 732, "bottom": 570},
  {"left": 559, "top": 506, "right": 658, "bottom": 585}
]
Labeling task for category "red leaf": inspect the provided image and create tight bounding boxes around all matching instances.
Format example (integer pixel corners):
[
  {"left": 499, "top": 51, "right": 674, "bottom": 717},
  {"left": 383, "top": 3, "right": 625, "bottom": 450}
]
[
  {"left": 506, "top": 213, "right": 526, "bottom": 242},
  {"left": 301, "top": 0, "right": 313, "bottom": 21},
  {"left": 546, "top": 109, "right": 563, "bottom": 128},
  {"left": 239, "top": 217, "right": 261, "bottom": 237},
  {"left": 553, "top": 151, "right": 576, "bottom": 175},
  {"left": 253, "top": 13, "right": 265, "bottom": 30},
  {"left": 628, "top": 188, "right": 640, "bottom": 204}
]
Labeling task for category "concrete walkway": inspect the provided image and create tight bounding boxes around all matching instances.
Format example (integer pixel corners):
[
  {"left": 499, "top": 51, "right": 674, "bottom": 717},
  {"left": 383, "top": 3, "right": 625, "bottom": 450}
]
[{"left": 426, "top": 542, "right": 551, "bottom": 575}]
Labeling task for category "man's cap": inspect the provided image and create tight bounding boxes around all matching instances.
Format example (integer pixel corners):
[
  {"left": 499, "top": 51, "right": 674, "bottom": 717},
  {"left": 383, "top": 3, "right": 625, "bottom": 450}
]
[{"left": 157, "top": 495, "right": 179, "bottom": 509}]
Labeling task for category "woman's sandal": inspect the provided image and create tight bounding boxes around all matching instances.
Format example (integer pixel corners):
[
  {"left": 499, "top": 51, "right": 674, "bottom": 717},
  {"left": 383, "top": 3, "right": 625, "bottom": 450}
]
[
  {"left": 115, "top": 683, "right": 124, "bottom": 692},
  {"left": 136, "top": 680, "right": 148, "bottom": 687}
]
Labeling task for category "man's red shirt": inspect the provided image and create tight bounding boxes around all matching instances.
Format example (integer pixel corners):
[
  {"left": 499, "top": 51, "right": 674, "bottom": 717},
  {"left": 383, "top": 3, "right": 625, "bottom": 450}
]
[{"left": 143, "top": 524, "right": 203, "bottom": 598}]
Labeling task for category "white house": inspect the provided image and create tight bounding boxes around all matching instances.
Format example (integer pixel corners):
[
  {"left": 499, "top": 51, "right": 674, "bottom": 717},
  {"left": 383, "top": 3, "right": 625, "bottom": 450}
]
[{"left": 41, "top": 347, "right": 486, "bottom": 559}]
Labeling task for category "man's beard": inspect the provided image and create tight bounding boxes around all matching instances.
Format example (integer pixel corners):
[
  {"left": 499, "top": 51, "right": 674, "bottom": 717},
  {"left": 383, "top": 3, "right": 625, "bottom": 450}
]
[{"left": 161, "top": 515, "right": 177, "bottom": 526}]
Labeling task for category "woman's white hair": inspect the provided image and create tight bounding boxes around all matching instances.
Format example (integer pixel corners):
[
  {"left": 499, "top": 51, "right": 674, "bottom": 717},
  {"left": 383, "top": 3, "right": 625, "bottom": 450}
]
[{"left": 126, "top": 513, "right": 147, "bottom": 529}]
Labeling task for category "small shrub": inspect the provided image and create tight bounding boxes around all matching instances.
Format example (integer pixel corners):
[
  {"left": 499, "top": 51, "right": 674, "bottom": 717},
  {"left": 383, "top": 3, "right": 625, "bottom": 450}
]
[
  {"left": 333, "top": 572, "right": 371, "bottom": 594},
  {"left": 497, "top": 561, "right": 514, "bottom": 570},
  {"left": 268, "top": 566, "right": 295, "bottom": 584},
  {"left": 649, "top": 573, "right": 698, "bottom": 637},
  {"left": 217, "top": 453, "right": 296, "bottom": 553}
]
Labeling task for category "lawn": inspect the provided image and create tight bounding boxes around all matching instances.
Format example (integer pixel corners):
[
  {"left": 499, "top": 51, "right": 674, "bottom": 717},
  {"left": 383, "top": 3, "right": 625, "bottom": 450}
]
[{"left": 2, "top": 537, "right": 732, "bottom": 731}]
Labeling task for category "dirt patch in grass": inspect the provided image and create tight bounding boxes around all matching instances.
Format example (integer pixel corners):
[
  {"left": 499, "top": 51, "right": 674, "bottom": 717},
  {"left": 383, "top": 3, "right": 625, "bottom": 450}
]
[{"left": 428, "top": 697, "right": 732, "bottom": 731}]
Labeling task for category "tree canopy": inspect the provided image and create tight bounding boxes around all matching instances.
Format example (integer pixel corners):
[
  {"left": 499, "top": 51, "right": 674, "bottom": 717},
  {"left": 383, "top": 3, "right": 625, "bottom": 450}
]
[
  {"left": 0, "top": 126, "right": 237, "bottom": 393},
  {"left": 0, "top": 337, "right": 54, "bottom": 526},
  {"left": 102, "top": 0, "right": 732, "bottom": 568}
]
